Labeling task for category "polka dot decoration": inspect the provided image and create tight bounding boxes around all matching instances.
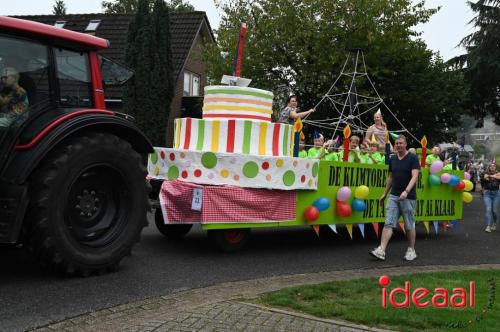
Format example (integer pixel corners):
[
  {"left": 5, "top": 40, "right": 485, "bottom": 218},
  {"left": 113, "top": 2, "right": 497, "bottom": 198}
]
[
  {"left": 148, "top": 148, "right": 319, "bottom": 190},
  {"left": 201, "top": 152, "right": 217, "bottom": 169}
]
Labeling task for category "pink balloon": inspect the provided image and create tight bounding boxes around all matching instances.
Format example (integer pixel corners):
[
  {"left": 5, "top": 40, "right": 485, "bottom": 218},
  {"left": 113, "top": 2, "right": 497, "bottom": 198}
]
[
  {"left": 464, "top": 172, "right": 471, "bottom": 180},
  {"left": 440, "top": 173, "right": 451, "bottom": 184},
  {"left": 336, "top": 186, "right": 352, "bottom": 202},
  {"left": 430, "top": 161, "right": 444, "bottom": 174}
]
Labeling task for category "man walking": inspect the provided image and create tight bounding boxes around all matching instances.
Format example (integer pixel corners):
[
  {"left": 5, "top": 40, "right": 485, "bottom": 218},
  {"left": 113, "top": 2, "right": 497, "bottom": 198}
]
[{"left": 370, "top": 135, "right": 420, "bottom": 261}]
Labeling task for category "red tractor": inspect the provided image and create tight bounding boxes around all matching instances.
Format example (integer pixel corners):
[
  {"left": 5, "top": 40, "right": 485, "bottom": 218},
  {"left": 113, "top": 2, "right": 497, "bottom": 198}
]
[{"left": 0, "top": 17, "right": 152, "bottom": 275}]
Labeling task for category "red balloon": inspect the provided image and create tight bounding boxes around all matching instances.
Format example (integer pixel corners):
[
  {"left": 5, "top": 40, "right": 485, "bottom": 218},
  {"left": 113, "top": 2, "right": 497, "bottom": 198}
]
[
  {"left": 304, "top": 206, "right": 320, "bottom": 222},
  {"left": 336, "top": 201, "right": 353, "bottom": 217},
  {"left": 454, "top": 180, "right": 465, "bottom": 191}
]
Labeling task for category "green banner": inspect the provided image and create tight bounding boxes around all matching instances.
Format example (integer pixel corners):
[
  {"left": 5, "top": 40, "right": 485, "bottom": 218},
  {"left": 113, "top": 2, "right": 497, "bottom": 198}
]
[{"left": 296, "top": 161, "right": 464, "bottom": 224}]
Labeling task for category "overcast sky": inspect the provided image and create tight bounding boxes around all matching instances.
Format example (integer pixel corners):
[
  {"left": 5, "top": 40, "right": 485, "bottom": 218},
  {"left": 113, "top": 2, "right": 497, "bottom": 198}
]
[{"left": 1, "top": 0, "right": 474, "bottom": 61}]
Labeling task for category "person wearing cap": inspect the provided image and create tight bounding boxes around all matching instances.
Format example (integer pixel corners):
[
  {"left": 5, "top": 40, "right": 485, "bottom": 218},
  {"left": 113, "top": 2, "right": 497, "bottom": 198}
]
[
  {"left": 307, "top": 131, "right": 325, "bottom": 159},
  {"left": 0, "top": 67, "right": 29, "bottom": 126},
  {"left": 364, "top": 109, "right": 389, "bottom": 150},
  {"left": 277, "top": 95, "right": 315, "bottom": 125}
]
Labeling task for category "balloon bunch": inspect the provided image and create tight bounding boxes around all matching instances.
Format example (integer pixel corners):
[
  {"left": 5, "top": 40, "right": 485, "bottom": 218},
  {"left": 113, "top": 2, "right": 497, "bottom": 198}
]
[
  {"left": 429, "top": 161, "right": 474, "bottom": 203},
  {"left": 304, "top": 197, "right": 330, "bottom": 222},
  {"left": 336, "top": 187, "right": 352, "bottom": 217}
]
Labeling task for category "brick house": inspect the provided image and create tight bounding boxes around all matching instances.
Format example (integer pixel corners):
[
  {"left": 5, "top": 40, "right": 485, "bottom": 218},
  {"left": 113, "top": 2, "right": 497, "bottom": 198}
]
[{"left": 18, "top": 13, "right": 215, "bottom": 147}]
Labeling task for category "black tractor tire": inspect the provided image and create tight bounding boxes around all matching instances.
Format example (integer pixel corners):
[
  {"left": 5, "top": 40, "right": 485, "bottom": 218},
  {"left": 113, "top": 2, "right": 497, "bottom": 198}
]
[
  {"left": 23, "top": 132, "right": 149, "bottom": 276},
  {"left": 207, "top": 228, "right": 250, "bottom": 252},
  {"left": 154, "top": 208, "right": 192, "bottom": 239}
]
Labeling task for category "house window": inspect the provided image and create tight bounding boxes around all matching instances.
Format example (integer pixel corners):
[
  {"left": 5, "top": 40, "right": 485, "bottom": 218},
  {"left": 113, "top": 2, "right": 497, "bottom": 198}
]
[
  {"left": 183, "top": 71, "right": 200, "bottom": 96},
  {"left": 54, "top": 21, "right": 66, "bottom": 28},
  {"left": 85, "top": 19, "right": 101, "bottom": 32}
]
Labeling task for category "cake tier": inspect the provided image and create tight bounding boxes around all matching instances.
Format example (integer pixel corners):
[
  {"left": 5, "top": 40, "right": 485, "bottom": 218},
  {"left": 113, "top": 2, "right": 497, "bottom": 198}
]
[
  {"left": 174, "top": 118, "right": 294, "bottom": 157},
  {"left": 148, "top": 148, "right": 319, "bottom": 190},
  {"left": 202, "top": 85, "right": 274, "bottom": 122}
]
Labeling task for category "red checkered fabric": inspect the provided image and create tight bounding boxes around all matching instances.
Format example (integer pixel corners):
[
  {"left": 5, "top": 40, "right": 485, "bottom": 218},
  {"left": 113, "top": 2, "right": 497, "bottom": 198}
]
[{"left": 159, "top": 180, "right": 296, "bottom": 224}]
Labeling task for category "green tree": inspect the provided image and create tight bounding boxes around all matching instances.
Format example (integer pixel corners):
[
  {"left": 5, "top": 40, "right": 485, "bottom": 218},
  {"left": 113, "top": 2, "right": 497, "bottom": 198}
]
[
  {"left": 124, "top": 0, "right": 175, "bottom": 146},
  {"left": 102, "top": 0, "right": 194, "bottom": 13},
  {"left": 451, "top": 0, "right": 500, "bottom": 126},
  {"left": 52, "top": 0, "right": 67, "bottom": 16},
  {"left": 204, "top": 0, "right": 466, "bottom": 144}
]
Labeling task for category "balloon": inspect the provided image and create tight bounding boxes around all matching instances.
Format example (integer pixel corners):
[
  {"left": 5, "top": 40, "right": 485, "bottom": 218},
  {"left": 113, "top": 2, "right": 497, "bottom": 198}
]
[
  {"left": 336, "top": 201, "right": 352, "bottom": 217},
  {"left": 313, "top": 197, "right": 330, "bottom": 212},
  {"left": 448, "top": 175, "right": 460, "bottom": 186},
  {"left": 336, "top": 186, "right": 352, "bottom": 202},
  {"left": 429, "top": 174, "right": 441, "bottom": 186},
  {"left": 304, "top": 206, "right": 320, "bottom": 222},
  {"left": 464, "top": 172, "right": 471, "bottom": 180},
  {"left": 463, "top": 192, "right": 473, "bottom": 203},
  {"left": 463, "top": 180, "right": 473, "bottom": 192},
  {"left": 440, "top": 173, "right": 451, "bottom": 184},
  {"left": 352, "top": 199, "right": 366, "bottom": 212},
  {"left": 354, "top": 185, "right": 370, "bottom": 199},
  {"left": 454, "top": 180, "right": 465, "bottom": 191},
  {"left": 430, "top": 161, "right": 444, "bottom": 174}
]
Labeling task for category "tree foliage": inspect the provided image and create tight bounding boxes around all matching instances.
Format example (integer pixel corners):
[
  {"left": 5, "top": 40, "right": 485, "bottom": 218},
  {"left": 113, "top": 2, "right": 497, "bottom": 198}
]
[
  {"left": 451, "top": 0, "right": 500, "bottom": 127},
  {"left": 124, "top": 0, "right": 175, "bottom": 146},
  {"left": 102, "top": 0, "right": 194, "bottom": 13},
  {"left": 204, "top": 0, "right": 466, "bottom": 145},
  {"left": 52, "top": 0, "right": 67, "bottom": 16}
]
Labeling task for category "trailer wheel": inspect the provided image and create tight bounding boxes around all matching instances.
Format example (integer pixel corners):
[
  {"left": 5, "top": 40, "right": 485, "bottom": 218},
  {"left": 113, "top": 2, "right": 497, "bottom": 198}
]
[
  {"left": 154, "top": 208, "right": 192, "bottom": 239},
  {"left": 207, "top": 228, "right": 250, "bottom": 252},
  {"left": 23, "top": 132, "right": 148, "bottom": 276}
]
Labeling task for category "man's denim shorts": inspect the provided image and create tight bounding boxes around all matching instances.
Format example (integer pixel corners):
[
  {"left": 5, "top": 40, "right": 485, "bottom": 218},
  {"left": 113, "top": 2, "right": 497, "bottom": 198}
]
[{"left": 385, "top": 194, "right": 416, "bottom": 230}]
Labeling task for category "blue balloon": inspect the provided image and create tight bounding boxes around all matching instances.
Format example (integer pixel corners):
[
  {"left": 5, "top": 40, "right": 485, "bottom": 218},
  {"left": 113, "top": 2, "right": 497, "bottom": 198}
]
[
  {"left": 313, "top": 197, "right": 330, "bottom": 212},
  {"left": 352, "top": 199, "right": 366, "bottom": 212},
  {"left": 448, "top": 175, "right": 460, "bottom": 186}
]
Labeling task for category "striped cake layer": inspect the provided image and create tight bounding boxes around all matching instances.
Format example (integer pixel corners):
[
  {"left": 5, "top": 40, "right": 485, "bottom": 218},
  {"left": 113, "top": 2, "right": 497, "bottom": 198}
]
[
  {"left": 203, "top": 86, "right": 274, "bottom": 122},
  {"left": 174, "top": 117, "right": 294, "bottom": 157}
]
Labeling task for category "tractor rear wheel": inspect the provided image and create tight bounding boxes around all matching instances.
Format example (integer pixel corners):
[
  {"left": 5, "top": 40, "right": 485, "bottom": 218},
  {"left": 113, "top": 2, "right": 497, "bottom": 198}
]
[{"left": 23, "top": 132, "right": 148, "bottom": 276}]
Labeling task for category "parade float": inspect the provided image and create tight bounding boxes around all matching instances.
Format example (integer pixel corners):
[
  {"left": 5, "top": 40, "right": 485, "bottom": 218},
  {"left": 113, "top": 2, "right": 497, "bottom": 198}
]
[{"left": 147, "top": 26, "right": 472, "bottom": 251}]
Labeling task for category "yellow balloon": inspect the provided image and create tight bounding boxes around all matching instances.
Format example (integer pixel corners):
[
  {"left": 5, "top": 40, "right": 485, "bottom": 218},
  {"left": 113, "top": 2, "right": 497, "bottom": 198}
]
[
  {"left": 355, "top": 185, "right": 370, "bottom": 199},
  {"left": 463, "top": 192, "right": 473, "bottom": 203},
  {"left": 463, "top": 180, "right": 473, "bottom": 192}
]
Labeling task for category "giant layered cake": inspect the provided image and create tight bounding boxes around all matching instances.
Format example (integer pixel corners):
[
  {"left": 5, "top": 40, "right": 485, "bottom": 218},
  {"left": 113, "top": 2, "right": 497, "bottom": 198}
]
[{"left": 148, "top": 85, "right": 318, "bottom": 190}]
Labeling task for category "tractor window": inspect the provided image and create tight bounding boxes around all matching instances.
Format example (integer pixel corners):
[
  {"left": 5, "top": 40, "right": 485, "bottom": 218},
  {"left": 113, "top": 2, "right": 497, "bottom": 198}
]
[
  {"left": 0, "top": 35, "right": 50, "bottom": 131},
  {"left": 55, "top": 49, "right": 92, "bottom": 108}
]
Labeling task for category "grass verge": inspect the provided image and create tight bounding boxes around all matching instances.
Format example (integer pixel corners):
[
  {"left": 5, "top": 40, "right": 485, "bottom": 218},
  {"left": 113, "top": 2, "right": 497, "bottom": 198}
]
[{"left": 257, "top": 270, "right": 498, "bottom": 332}]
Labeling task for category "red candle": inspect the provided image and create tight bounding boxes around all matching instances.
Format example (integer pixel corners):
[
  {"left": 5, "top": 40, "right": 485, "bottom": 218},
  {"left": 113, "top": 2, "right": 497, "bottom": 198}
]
[
  {"left": 343, "top": 125, "right": 351, "bottom": 162},
  {"left": 421, "top": 136, "right": 427, "bottom": 167}
]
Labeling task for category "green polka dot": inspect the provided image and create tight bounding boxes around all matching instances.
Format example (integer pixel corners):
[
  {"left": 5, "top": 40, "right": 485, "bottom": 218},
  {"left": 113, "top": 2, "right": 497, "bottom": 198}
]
[
  {"left": 167, "top": 166, "right": 179, "bottom": 180},
  {"left": 283, "top": 170, "right": 295, "bottom": 186},
  {"left": 150, "top": 151, "right": 158, "bottom": 164},
  {"left": 312, "top": 162, "right": 319, "bottom": 177},
  {"left": 243, "top": 161, "right": 259, "bottom": 178},
  {"left": 201, "top": 152, "right": 217, "bottom": 169}
]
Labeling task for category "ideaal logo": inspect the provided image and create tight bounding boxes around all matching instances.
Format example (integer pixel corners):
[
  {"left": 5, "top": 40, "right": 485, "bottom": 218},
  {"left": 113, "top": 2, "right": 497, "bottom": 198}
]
[{"left": 379, "top": 275, "right": 475, "bottom": 308}]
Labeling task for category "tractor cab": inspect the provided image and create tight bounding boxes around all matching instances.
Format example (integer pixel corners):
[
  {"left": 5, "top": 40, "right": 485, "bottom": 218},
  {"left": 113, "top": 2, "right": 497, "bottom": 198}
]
[{"left": 0, "top": 17, "right": 151, "bottom": 276}]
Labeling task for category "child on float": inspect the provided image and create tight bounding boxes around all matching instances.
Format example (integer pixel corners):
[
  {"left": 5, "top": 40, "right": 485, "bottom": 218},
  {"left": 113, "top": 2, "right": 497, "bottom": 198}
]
[
  {"left": 363, "top": 135, "right": 384, "bottom": 164},
  {"left": 307, "top": 131, "right": 325, "bottom": 159},
  {"left": 346, "top": 135, "right": 363, "bottom": 163},
  {"left": 318, "top": 139, "right": 339, "bottom": 161},
  {"left": 298, "top": 131, "right": 308, "bottom": 158},
  {"left": 425, "top": 145, "right": 442, "bottom": 166}
]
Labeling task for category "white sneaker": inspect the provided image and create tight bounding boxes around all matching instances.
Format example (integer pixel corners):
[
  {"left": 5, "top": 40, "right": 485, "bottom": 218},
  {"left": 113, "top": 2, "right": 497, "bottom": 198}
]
[
  {"left": 404, "top": 248, "right": 417, "bottom": 261},
  {"left": 491, "top": 224, "right": 497, "bottom": 231},
  {"left": 485, "top": 226, "right": 492, "bottom": 233},
  {"left": 370, "top": 246, "right": 385, "bottom": 261}
]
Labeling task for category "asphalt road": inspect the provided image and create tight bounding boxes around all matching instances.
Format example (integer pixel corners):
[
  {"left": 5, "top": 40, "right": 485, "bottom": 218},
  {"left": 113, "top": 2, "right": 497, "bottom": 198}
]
[{"left": 0, "top": 192, "right": 498, "bottom": 331}]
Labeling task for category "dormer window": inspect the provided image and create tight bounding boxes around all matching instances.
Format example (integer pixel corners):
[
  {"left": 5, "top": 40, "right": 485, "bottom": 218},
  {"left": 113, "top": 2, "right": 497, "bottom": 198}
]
[
  {"left": 85, "top": 19, "right": 101, "bottom": 32},
  {"left": 54, "top": 21, "right": 66, "bottom": 28}
]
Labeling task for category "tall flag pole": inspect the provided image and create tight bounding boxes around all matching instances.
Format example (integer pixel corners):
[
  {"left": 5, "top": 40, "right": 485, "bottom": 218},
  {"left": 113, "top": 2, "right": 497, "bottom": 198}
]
[{"left": 233, "top": 22, "right": 248, "bottom": 77}]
